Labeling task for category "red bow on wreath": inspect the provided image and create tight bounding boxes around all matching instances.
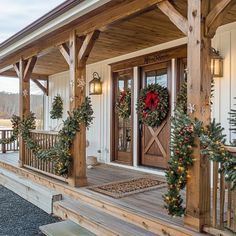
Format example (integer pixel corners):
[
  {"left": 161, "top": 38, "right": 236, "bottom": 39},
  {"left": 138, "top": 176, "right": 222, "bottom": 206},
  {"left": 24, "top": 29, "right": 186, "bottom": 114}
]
[
  {"left": 145, "top": 91, "right": 159, "bottom": 109},
  {"left": 119, "top": 91, "right": 127, "bottom": 102}
]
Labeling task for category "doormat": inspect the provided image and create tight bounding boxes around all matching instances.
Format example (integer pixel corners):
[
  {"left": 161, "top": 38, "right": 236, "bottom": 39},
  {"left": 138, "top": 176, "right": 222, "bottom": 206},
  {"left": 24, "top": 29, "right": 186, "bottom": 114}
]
[{"left": 88, "top": 178, "right": 167, "bottom": 198}]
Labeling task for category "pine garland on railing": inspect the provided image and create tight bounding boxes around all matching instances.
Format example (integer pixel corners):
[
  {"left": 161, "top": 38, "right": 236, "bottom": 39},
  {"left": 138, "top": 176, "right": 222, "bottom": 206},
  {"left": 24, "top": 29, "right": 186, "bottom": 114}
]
[
  {"left": 20, "top": 97, "right": 94, "bottom": 176},
  {"left": 0, "top": 115, "right": 21, "bottom": 145}
]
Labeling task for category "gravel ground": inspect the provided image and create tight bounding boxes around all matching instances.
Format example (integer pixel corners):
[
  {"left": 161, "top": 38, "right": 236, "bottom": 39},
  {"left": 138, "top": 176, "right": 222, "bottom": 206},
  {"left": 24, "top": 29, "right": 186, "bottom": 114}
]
[{"left": 0, "top": 185, "right": 59, "bottom": 236}]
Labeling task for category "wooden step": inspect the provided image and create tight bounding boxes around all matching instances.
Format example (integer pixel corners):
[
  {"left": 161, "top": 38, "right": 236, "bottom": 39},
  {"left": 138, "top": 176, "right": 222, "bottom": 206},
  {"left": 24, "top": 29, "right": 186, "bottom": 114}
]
[
  {"left": 0, "top": 168, "right": 62, "bottom": 214},
  {"left": 54, "top": 199, "right": 157, "bottom": 236},
  {"left": 40, "top": 220, "right": 96, "bottom": 236},
  {"left": 64, "top": 190, "right": 202, "bottom": 236}
]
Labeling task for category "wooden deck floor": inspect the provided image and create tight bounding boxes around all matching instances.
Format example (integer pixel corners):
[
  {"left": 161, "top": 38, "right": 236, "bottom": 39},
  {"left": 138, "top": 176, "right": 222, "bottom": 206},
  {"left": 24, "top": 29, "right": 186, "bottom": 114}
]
[{"left": 0, "top": 152, "right": 184, "bottom": 228}]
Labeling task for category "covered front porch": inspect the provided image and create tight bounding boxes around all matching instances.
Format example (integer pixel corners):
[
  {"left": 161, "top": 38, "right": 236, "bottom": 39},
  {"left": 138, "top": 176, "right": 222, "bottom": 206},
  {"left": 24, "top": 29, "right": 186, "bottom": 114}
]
[{"left": 0, "top": 0, "right": 236, "bottom": 235}]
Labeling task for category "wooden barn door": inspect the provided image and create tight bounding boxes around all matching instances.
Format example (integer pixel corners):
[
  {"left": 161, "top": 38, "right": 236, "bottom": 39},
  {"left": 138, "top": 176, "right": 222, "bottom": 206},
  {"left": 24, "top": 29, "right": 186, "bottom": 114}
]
[{"left": 140, "top": 62, "right": 171, "bottom": 169}]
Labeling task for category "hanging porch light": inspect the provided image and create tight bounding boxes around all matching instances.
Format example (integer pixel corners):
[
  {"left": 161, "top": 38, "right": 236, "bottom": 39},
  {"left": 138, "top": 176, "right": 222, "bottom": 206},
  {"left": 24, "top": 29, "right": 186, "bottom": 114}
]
[
  {"left": 89, "top": 72, "right": 102, "bottom": 95},
  {"left": 210, "top": 47, "right": 224, "bottom": 78}
]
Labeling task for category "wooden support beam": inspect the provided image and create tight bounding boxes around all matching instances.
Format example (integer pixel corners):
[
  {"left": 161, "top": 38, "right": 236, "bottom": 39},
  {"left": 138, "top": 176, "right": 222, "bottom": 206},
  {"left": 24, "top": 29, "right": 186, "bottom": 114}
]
[
  {"left": 58, "top": 43, "right": 70, "bottom": 65},
  {"left": 31, "top": 79, "right": 48, "bottom": 96},
  {"left": 19, "top": 58, "right": 30, "bottom": 168},
  {"left": 24, "top": 56, "right": 37, "bottom": 82},
  {"left": 67, "top": 30, "right": 99, "bottom": 187},
  {"left": 78, "top": 30, "right": 100, "bottom": 65},
  {"left": 157, "top": 0, "right": 188, "bottom": 35},
  {"left": 184, "top": 0, "right": 211, "bottom": 231},
  {"left": 205, "top": 0, "right": 235, "bottom": 38},
  {"left": 13, "top": 63, "right": 20, "bottom": 77}
]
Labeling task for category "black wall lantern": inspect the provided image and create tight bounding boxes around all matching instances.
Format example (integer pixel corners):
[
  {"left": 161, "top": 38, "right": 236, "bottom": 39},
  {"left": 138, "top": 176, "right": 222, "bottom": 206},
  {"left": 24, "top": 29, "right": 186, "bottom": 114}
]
[
  {"left": 89, "top": 72, "right": 102, "bottom": 95},
  {"left": 211, "top": 47, "right": 224, "bottom": 78}
]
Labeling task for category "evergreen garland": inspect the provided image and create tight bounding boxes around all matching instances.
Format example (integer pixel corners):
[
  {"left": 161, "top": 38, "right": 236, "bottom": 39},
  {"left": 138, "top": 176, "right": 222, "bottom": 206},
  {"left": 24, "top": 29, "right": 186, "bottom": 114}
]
[
  {"left": 137, "top": 84, "right": 169, "bottom": 128},
  {"left": 164, "top": 108, "right": 195, "bottom": 216},
  {"left": 50, "top": 95, "right": 63, "bottom": 120},
  {"left": 0, "top": 115, "right": 21, "bottom": 145},
  {"left": 20, "top": 97, "right": 93, "bottom": 176},
  {"left": 164, "top": 82, "right": 236, "bottom": 217}
]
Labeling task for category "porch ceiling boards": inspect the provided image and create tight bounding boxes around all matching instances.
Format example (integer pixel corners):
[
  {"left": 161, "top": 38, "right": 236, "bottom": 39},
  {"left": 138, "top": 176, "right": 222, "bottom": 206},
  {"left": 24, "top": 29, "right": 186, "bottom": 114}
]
[
  {"left": 0, "top": 0, "right": 236, "bottom": 77},
  {"left": 32, "top": 7, "right": 186, "bottom": 76}
]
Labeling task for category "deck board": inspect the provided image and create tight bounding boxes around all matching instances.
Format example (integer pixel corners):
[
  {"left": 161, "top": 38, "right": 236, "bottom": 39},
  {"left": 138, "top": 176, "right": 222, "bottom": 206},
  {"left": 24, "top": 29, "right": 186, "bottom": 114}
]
[{"left": 0, "top": 152, "right": 184, "bottom": 227}]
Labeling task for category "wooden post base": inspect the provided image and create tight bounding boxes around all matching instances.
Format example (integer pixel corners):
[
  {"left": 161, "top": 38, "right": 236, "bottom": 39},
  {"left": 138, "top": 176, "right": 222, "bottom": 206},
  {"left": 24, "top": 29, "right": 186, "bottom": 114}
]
[
  {"left": 68, "top": 177, "right": 88, "bottom": 187},
  {"left": 184, "top": 214, "right": 205, "bottom": 232}
]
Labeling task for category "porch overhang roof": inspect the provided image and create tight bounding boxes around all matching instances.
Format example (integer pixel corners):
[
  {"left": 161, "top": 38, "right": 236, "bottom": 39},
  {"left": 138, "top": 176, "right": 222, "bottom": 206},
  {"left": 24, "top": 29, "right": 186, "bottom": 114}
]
[
  {"left": 0, "top": 0, "right": 236, "bottom": 77},
  {"left": 0, "top": 0, "right": 112, "bottom": 59}
]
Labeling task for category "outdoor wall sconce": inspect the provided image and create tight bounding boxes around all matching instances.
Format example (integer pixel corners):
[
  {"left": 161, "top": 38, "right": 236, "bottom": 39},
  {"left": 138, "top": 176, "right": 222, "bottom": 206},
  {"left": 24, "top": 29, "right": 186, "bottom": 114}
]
[
  {"left": 89, "top": 72, "right": 102, "bottom": 95},
  {"left": 211, "top": 47, "right": 224, "bottom": 78}
]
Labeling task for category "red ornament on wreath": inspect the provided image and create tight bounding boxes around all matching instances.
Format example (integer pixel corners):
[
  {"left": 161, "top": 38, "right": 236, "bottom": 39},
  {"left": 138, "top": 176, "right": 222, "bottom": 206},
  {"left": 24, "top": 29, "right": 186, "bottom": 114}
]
[{"left": 137, "top": 84, "right": 169, "bottom": 128}]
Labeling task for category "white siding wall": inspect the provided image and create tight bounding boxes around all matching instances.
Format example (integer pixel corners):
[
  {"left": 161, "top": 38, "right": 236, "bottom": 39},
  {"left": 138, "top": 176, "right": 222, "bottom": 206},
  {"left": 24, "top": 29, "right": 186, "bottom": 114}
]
[
  {"left": 212, "top": 22, "right": 236, "bottom": 144},
  {"left": 45, "top": 22, "right": 236, "bottom": 163},
  {"left": 45, "top": 71, "right": 70, "bottom": 131}
]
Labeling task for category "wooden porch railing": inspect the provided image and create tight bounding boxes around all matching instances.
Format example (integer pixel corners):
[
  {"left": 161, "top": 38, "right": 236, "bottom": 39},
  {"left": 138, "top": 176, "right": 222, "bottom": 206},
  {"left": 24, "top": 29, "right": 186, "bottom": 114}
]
[
  {"left": 206, "top": 146, "right": 236, "bottom": 234},
  {"left": 0, "top": 129, "right": 19, "bottom": 153},
  {"left": 24, "top": 130, "right": 67, "bottom": 182}
]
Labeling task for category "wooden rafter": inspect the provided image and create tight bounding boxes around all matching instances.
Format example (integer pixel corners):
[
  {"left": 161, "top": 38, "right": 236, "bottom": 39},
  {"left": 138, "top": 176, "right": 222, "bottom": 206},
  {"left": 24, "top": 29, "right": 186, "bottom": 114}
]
[
  {"left": 205, "top": 0, "right": 236, "bottom": 38},
  {"left": 31, "top": 79, "right": 48, "bottom": 95},
  {"left": 157, "top": 0, "right": 188, "bottom": 35},
  {"left": 58, "top": 43, "right": 70, "bottom": 65},
  {"left": 13, "top": 56, "right": 37, "bottom": 82},
  {"left": 13, "top": 63, "right": 20, "bottom": 77},
  {"left": 24, "top": 56, "right": 37, "bottom": 82},
  {"left": 78, "top": 30, "right": 100, "bottom": 65}
]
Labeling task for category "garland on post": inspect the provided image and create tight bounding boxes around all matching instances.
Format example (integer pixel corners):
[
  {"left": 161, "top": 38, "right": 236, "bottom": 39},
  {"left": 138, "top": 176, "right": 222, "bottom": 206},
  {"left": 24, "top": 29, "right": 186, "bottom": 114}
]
[
  {"left": 164, "top": 82, "right": 236, "bottom": 217},
  {"left": 50, "top": 95, "right": 63, "bottom": 120},
  {"left": 115, "top": 89, "right": 131, "bottom": 119},
  {"left": 0, "top": 115, "right": 21, "bottom": 145},
  {"left": 21, "top": 97, "right": 94, "bottom": 176},
  {"left": 137, "top": 84, "right": 169, "bottom": 128}
]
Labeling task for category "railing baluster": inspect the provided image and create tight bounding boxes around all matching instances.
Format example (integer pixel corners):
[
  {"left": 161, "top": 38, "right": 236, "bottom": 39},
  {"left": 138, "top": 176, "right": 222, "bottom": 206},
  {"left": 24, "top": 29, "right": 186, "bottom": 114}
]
[
  {"left": 219, "top": 171, "right": 225, "bottom": 229},
  {"left": 1, "top": 130, "right": 6, "bottom": 153},
  {"left": 212, "top": 161, "right": 218, "bottom": 228},
  {"left": 22, "top": 130, "right": 64, "bottom": 181}
]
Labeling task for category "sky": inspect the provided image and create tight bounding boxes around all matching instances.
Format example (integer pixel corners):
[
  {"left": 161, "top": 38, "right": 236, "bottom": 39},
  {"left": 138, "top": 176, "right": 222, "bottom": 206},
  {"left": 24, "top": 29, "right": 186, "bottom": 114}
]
[{"left": 0, "top": 0, "right": 64, "bottom": 94}]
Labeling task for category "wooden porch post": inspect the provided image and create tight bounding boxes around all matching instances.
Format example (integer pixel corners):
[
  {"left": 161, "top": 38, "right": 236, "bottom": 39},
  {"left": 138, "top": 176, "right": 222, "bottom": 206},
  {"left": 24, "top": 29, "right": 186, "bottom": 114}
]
[
  {"left": 15, "top": 57, "right": 37, "bottom": 167},
  {"left": 184, "top": 0, "right": 211, "bottom": 231},
  {"left": 63, "top": 30, "right": 100, "bottom": 187}
]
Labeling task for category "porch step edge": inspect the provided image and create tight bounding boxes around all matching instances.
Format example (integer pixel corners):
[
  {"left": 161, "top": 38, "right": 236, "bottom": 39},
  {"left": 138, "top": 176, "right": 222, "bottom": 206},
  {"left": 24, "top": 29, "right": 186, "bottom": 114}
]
[
  {"left": 69, "top": 189, "right": 203, "bottom": 236},
  {"left": 54, "top": 199, "right": 157, "bottom": 236},
  {"left": 39, "top": 220, "right": 96, "bottom": 236}
]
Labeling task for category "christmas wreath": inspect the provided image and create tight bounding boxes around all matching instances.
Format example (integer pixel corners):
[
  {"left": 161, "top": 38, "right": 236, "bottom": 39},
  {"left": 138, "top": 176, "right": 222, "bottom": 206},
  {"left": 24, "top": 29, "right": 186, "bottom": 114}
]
[
  {"left": 116, "top": 89, "right": 131, "bottom": 119},
  {"left": 50, "top": 95, "right": 63, "bottom": 120},
  {"left": 137, "top": 84, "right": 169, "bottom": 128}
]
